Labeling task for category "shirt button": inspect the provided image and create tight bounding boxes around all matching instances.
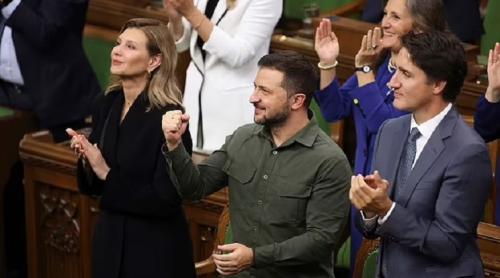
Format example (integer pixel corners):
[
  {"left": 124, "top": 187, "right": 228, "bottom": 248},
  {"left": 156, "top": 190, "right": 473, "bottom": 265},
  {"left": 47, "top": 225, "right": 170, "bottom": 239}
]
[
  {"left": 263, "top": 174, "right": 268, "bottom": 180},
  {"left": 257, "top": 200, "right": 263, "bottom": 206},
  {"left": 272, "top": 150, "right": 278, "bottom": 155}
]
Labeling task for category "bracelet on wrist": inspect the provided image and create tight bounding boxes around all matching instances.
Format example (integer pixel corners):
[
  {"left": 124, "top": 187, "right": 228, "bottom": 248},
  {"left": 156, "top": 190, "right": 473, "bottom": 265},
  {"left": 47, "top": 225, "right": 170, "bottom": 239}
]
[{"left": 317, "top": 60, "right": 338, "bottom": 70}]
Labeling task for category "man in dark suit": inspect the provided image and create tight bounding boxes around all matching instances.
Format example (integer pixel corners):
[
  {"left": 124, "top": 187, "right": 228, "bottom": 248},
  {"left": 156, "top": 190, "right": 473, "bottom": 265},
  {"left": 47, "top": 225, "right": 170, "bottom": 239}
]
[
  {"left": 0, "top": 0, "right": 100, "bottom": 134},
  {"left": 475, "top": 42, "right": 500, "bottom": 224},
  {"left": 0, "top": 0, "right": 99, "bottom": 277},
  {"left": 350, "top": 31, "right": 492, "bottom": 277}
]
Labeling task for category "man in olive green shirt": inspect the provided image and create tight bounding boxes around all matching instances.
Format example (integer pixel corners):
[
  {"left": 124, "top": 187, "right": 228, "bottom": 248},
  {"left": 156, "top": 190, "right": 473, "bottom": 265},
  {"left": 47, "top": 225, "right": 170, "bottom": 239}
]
[{"left": 162, "top": 51, "right": 351, "bottom": 277}]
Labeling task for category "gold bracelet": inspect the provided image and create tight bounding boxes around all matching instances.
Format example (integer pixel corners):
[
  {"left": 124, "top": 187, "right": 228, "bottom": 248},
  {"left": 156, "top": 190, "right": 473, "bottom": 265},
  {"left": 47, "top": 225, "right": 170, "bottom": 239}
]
[{"left": 317, "top": 60, "right": 338, "bottom": 70}]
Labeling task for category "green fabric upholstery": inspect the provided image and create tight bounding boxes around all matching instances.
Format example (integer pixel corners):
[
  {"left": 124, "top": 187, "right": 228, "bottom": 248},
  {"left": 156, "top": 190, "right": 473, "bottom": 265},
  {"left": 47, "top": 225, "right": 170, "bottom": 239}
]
[
  {"left": 362, "top": 248, "right": 379, "bottom": 278},
  {"left": 311, "top": 99, "right": 330, "bottom": 135},
  {"left": 83, "top": 37, "right": 114, "bottom": 89},
  {"left": 0, "top": 107, "right": 14, "bottom": 118},
  {"left": 481, "top": 1, "right": 500, "bottom": 55},
  {"left": 335, "top": 236, "right": 351, "bottom": 269}
]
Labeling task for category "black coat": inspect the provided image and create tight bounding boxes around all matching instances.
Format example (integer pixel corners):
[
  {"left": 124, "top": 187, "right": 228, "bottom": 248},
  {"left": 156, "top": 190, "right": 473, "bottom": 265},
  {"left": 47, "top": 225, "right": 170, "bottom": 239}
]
[
  {"left": 6, "top": 0, "right": 100, "bottom": 128},
  {"left": 77, "top": 90, "right": 195, "bottom": 278}
]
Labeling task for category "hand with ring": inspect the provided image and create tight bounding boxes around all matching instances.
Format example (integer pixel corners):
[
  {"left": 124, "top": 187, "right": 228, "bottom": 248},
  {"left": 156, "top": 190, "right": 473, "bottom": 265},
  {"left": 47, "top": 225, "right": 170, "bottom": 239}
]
[{"left": 355, "top": 27, "right": 383, "bottom": 68}]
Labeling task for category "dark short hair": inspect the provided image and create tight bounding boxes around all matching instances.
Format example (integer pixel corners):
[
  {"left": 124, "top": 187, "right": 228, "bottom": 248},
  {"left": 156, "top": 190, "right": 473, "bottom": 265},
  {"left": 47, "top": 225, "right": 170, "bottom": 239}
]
[
  {"left": 257, "top": 51, "right": 319, "bottom": 107},
  {"left": 401, "top": 31, "right": 467, "bottom": 102}
]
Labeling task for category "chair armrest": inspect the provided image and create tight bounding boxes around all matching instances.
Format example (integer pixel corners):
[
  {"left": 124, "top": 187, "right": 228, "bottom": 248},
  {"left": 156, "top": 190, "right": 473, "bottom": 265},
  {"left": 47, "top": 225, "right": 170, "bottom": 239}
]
[{"left": 195, "top": 257, "right": 217, "bottom": 276}]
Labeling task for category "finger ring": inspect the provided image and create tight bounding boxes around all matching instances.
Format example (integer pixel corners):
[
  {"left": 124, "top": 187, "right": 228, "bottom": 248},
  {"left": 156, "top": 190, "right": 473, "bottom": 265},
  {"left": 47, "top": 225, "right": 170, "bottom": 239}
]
[{"left": 371, "top": 44, "right": 377, "bottom": 49}]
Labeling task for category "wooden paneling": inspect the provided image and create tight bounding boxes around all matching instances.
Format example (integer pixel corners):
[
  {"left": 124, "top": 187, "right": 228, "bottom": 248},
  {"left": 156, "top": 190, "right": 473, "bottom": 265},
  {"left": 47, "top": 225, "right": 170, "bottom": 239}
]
[
  {"left": 0, "top": 108, "right": 37, "bottom": 277},
  {"left": 20, "top": 131, "right": 227, "bottom": 278}
]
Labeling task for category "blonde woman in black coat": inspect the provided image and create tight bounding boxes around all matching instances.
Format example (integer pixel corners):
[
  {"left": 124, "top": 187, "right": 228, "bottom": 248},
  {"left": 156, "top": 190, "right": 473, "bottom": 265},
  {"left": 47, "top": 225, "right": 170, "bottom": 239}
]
[{"left": 67, "top": 18, "right": 195, "bottom": 278}]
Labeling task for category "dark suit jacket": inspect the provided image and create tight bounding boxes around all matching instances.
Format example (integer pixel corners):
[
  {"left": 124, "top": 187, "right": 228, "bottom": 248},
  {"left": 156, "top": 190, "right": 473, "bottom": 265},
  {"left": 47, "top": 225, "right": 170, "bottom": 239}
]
[
  {"left": 5, "top": 0, "right": 100, "bottom": 128},
  {"left": 77, "top": 90, "right": 195, "bottom": 278},
  {"left": 358, "top": 107, "right": 491, "bottom": 278}
]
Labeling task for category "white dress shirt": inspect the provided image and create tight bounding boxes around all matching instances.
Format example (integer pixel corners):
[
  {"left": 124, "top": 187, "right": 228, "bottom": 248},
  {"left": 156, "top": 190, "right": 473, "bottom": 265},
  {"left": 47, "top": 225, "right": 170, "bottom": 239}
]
[
  {"left": 0, "top": 0, "right": 24, "bottom": 85},
  {"left": 362, "top": 103, "right": 453, "bottom": 225}
]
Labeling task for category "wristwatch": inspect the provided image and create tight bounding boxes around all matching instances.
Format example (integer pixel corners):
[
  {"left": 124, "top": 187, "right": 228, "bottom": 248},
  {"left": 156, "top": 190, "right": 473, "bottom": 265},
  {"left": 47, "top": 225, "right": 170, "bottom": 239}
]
[{"left": 355, "top": 65, "right": 372, "bottom": 73}]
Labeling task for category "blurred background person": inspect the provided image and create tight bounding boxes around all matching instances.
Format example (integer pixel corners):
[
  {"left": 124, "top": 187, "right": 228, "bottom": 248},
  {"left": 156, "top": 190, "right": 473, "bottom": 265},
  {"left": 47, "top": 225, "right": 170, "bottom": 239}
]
[
  {"left": 67, "top": 18, "right": 195, "bottom": 278},
  {"left": 314, "top": 0, "right": 446, "bottom": 271},
  {"left": 360, "top": 0, "right": 483, "bottom": 43},
  {"left": 164, "top": 0, "right": 282, "bottom": 153},
  {"left": 0, "top": 0, "right": 100, "bottom": 138},
  {"left": 0, "top": 0, "right": 100, "bottom": 276}
]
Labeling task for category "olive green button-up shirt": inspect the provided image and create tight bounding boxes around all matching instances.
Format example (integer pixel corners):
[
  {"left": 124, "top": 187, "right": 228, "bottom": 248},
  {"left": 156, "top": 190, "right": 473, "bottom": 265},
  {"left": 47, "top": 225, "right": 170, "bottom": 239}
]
[{"left": 164, "top": 116, "right": 352, "bottom": 278}]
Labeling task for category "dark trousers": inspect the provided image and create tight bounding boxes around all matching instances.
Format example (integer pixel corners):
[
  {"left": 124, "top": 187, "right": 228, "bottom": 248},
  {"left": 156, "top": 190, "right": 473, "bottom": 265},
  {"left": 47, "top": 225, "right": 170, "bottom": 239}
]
[{"left": 1, "top": 78, "right": 87, "bottom": 278}]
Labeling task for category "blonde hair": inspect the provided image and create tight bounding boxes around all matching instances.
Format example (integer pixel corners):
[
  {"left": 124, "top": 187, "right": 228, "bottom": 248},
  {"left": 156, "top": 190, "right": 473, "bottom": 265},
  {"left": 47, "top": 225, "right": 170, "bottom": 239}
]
[
  {"left": 106, "top": 18, "right": 182, "bottom": 109},
  {"left": 227, "top": 0, "right": 236, "bottom": 9}
]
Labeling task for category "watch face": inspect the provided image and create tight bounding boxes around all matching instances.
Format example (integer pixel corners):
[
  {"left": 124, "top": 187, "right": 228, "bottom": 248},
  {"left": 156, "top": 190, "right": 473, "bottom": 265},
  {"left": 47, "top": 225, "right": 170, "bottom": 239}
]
[{"left": 362, "top": 65, "right": 371, "bottom": 73}]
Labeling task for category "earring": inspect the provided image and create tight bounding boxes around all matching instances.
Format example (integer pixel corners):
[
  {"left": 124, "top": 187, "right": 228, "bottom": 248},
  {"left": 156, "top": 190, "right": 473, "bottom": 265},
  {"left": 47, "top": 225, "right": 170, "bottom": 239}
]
[{"left": 147, "top": 70, "right": 152, "bottom": 79}]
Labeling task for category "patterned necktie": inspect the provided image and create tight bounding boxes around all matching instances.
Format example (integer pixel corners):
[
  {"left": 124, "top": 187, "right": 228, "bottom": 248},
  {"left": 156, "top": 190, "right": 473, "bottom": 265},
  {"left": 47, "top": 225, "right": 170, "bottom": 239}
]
[
  {"left": 395, "top": 127, "right": 421, "bottom": 197},
  {"left": 0, "top": 14, "right": 6, "bottom": 41},
  {"left": 381, "top": 127, "right": 421, "bottom": 277}
]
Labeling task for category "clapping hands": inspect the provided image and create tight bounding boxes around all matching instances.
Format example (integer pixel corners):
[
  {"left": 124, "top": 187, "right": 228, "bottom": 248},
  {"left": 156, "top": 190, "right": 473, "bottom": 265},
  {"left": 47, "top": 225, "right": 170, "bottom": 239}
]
[{"left": 66, "top": 128, "right": 110, "bottom": 180}]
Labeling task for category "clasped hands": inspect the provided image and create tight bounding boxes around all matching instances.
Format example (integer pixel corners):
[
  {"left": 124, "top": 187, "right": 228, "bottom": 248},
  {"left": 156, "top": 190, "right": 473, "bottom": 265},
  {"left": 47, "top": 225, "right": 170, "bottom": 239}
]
[
  {"left": 66, "top": 128, "right": 110, "bottom": 180},
  {"left": 349, "top": 170, "right": 393, "bottom": 218}
]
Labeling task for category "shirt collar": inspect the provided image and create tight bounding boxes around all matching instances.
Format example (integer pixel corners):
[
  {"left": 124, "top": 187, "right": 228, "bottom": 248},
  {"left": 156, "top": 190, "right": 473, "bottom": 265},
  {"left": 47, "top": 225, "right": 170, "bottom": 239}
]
[
  {"left": 256, "top": 110, "right": 319, "bottom": 148},
  {"left": 410, "top": 103, "right": 452, "bottom": 139}
]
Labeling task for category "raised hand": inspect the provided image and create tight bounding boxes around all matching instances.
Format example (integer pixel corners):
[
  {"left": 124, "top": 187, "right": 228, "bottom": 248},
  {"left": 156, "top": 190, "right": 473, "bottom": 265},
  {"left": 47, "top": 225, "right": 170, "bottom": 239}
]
[
  {"left": 355, "top": 27, "right": 383, "bottom": 67},
  {"left": 167, "top": 0, "right": 196, "bottom": 17},
  {"left": 162, "top": 110, "right": 189, "bottom": 151},
  {"left": 314, "top": 18, "right": 339, "bottom": 65},
  {"left": 486, "top": 42, "right": 500, "bottom": 103},
  {"left": 212, "top": 243, "right": 253, "bottom": 276},
  {"left": 163, "top": 0, "right": 182, "bottom": 22}
]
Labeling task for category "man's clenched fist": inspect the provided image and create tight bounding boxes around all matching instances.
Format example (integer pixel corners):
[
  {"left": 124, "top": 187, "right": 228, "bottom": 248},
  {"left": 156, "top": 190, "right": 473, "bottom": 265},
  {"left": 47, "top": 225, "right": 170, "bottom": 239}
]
[{"left": 162, "top": 110, "right": 190, "bottom": 151}]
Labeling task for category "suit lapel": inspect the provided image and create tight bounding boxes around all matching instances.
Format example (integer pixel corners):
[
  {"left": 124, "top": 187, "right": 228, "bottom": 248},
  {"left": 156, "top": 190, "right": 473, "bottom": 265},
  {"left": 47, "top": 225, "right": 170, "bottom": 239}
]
[
  {"left": 386, "top": 118, "right": 411, "bottom": 198},
  {"left": 398, "top": 107, "right": 458, "bottom": 206}
]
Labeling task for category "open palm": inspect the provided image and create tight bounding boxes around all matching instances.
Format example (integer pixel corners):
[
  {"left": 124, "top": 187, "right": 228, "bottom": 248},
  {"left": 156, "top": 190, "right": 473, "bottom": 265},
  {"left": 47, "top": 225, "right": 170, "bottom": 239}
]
[
  {"left": 487, "top": 43, "right": 500, "bottom": 100},
  {"left": 314, "top": 18, "right": 339, "bottom": 64}
]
